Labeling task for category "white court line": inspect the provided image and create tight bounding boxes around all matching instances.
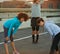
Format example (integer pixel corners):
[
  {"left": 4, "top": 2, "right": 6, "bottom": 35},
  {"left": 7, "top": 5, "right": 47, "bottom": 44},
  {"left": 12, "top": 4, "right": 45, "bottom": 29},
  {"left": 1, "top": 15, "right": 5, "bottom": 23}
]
[{"left": 0, "top": 32, "right": 48, "bottom": 45}]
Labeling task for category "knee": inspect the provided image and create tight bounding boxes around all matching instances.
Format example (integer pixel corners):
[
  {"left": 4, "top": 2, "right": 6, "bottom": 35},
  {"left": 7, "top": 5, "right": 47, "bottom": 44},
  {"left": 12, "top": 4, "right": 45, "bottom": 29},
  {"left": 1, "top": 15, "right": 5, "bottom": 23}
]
[
  {"left": 4, "top": 37, "right": 9, "bottom": 43},
  {"left": 4, "top": 39, "right": 8, "bottom": 43},
  {"left": 10, "top": 37, "right": 13, "bottom": 42},
  {"left": 36, "top": 31, "right": 39, "bottom": 34},
  {"left": 32, "top": 31, "right": 36, "bottom": 35}
]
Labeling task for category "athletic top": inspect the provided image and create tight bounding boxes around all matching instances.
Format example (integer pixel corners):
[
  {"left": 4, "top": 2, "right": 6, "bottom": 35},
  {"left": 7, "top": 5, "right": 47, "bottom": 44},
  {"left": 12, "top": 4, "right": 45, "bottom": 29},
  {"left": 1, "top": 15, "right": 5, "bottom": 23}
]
[
  {"left": 44, "top": 21, "right": 60, "bottom": 38},
  {"left": 3, "top": 17, "right": 22, "bottom": 37},
  {"left": 31, "top": 0, "right": 43, "bottom": 17},
  {"left": 31, "top": 3, "right": 41, "bottom": 17}
]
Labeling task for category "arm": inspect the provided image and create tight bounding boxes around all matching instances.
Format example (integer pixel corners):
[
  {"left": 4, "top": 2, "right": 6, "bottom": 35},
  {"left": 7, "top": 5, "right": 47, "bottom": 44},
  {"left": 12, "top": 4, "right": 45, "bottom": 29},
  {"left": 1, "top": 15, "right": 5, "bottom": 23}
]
[
  {"left": 8, "top": 23, "right": 14, "bottom": 37},
  {"left": 13, "top": 25, "right": 20, "bottom": 35},
  {"left": 46, "top": 25, "right": 53, "bottom": 36}
]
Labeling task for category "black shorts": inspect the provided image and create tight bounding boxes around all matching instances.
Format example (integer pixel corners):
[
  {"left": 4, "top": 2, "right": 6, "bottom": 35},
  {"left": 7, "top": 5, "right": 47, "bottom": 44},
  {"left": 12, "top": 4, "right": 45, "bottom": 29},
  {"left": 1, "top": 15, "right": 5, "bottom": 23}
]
[
  {"left": 31, "top": 17, "right": 40, "bottom": 31},
  {"left": 50, "top": 32, "right": 60, "bottom": 52},
  {"left": 3, "top": 26, "right": 13, "bottom": 37},
  {"left": 3, "top": 26, "right": 13, "bottom": 42}
]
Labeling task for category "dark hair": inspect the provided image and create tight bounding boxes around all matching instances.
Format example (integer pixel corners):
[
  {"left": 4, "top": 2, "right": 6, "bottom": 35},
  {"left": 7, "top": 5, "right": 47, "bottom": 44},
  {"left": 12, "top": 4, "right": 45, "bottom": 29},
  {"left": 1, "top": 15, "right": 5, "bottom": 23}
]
[
  {"left": 33, "top": 0, "right": 40, "bottom": 3},
  {"left": 17, "top": 13, "right": 29, "bottom": 21},
  {"left": 33, "top": 0, "right": 36, "bottom": 3},
  {"left": 37, "top": 18, "right": 44, "bottom": 24}
]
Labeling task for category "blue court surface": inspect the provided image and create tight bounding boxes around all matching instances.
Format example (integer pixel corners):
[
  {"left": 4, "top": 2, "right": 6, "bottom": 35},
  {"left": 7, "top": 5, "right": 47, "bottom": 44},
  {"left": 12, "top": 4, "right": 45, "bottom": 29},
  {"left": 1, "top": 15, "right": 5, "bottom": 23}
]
[{"left": 0, "top": 23, "right": 60, "bottom": 54}]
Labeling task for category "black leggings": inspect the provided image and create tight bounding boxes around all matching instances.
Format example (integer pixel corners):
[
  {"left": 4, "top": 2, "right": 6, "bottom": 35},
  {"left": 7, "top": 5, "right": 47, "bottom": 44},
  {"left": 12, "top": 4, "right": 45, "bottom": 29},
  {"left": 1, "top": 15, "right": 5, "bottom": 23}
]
[{"left": 50, "top": 32, "right": 60, "bottom": 54}]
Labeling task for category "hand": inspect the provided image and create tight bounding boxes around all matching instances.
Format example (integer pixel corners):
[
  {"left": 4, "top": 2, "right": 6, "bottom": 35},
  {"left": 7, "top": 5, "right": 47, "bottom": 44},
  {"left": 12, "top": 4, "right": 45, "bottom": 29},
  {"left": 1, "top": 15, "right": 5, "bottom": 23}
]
[{"left": 5, "top": 37, "right": 9, "bottom": 41}]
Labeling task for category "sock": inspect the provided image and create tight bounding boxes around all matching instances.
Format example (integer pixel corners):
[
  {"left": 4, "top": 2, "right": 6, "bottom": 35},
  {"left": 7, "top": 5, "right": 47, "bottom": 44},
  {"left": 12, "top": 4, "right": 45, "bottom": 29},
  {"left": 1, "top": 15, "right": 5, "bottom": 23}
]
[
  {"left": 36, "top": 34, "right": 39, "bottom": 42},
  {"left": 32, "top": 35, "right": 35, "bottom": 43}
]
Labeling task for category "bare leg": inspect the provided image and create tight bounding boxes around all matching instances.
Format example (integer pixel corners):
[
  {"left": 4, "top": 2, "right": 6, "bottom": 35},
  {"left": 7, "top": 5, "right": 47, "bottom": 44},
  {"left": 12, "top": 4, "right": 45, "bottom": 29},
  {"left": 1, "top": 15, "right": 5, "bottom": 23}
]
[
  {"left": 10, "top": 36, "right": 19, "bottom": 54},
  {"left": 36, "top": 31, "right": 39, "bottom": 35},
  {"left": 11, "top": 41, "right": 20, "bottom": 54},
  {"left": 11, "top": 41, "right": 17, "bottom": 52},
  {"left": 55, "top": 51, "right": 59, "bottom": 54},
  {"left": 4, "top": 37, "right": 9, "bottom": 54}
]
